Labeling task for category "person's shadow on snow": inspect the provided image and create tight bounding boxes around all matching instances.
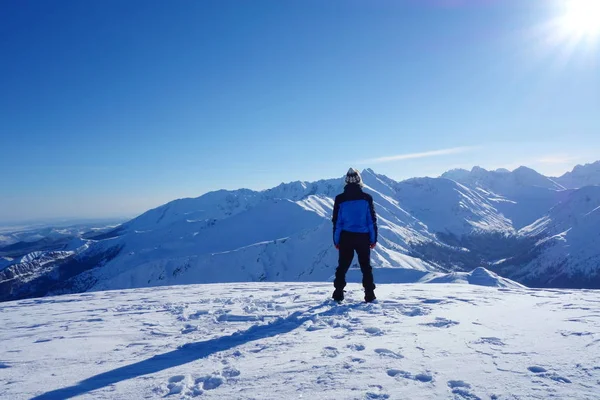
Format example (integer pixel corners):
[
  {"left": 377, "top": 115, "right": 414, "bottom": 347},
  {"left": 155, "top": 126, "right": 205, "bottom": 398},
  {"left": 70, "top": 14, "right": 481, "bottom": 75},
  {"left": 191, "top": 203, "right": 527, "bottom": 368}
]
[{"left": 31, "top": 300, "right": 363, "bottom": 400}]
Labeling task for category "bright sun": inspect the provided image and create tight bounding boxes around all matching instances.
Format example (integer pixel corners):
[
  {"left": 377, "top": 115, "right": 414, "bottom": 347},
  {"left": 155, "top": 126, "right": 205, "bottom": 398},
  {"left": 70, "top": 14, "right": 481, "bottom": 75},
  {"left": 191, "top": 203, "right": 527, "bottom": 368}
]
[{"left": 559, "top": 0, "right": 600, "bottom": 38}]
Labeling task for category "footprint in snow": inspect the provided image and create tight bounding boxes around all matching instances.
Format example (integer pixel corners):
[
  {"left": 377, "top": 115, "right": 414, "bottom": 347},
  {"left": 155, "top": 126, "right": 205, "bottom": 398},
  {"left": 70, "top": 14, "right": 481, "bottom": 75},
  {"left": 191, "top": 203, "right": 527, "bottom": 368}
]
[
  {"left": 528, "top": 366, "right": 571, "bottom": 383},
  {"left": 186, "top": 310, "right": 210, "bottom": 320},
  {"left": 375, "top": 348, "right": 404, "bottom": 359},
  {"left": 420, "top": 298, "right": 444, "bottom": 304},
  {"left": 365, "top": 392, "right": 390, "bottom": 399},
  {"left": 249, "top": 343, "right": 268, "bottom": 353},
  {"left": 559, "top": 331, "right": 593, "bottom": 337},
  {"left": 166, "top": 375, "right": 186, "bottom": 396},
  {"left": 166, "top": 369, "right": 231, "bottom": 397},
  {"left": 306, "top": 322, "right": 326, "bottom": 332},
  {"left": 421, "top": 317, "right": 459, "bottom": 328},
  {"left": 222, "top": 366, "right": 241, "bottom": 378},
  {"left": 414, "top": 373, "right": 433, "bottom": 383},
  {"left": 347, "top": 343, "right": 366, "bottom": 351},
  {"left": 230, "top": 350, "right": 243, "bottom": 358},
  {"left": 528, "top": 366, "right": 547, "bottom": 373},
  {"left": 475, "top": 337, "right": 505, "bottom": 346},
  {"left": 365, "top": 385, "right": 390, "bottom": 399},
  {"left": 535, "top": 370, "right": 571, "bottom": 383},
  {"left": 387, "top": 369, "right": 433, "bottom": 382},
  {"left": 364, "top": 327, "right": 383, "bottom": 336},
  {"left": 181, "top": 324, "right": 198, "bottom": 334},
  {"left": 321, "top": 346, "right": 339, "bottom": 358},
  {"left": 195, "top": 375, "right": 224, "bottom": 390},
  {"left": 169, "top": 375, "right": 185, "bottom": 383},
  {"left": 402, "top": 307, "right": 429, "bottom": 317},
  {"left": 387, "top": 369, "right": 411, "bottom": 378},
  {"left": 446, "top": 296, "right": 476, "bottom": 304},
  {"left": 448, "top": 380, "right": 471, "bottom": 389},
  {"left": 447, "top": 381, "right": 482, "bottom": 400}
]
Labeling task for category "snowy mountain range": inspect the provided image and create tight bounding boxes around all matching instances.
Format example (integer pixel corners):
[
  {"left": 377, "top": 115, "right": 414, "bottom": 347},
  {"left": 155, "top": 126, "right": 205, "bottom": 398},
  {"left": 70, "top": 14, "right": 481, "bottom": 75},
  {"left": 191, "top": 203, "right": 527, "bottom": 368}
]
[
  {"left": 0, "top": 219, "right": 125, "bottom": 249},
  {"left": 1, "top": 161, "right": 600, "bottom": 302}
]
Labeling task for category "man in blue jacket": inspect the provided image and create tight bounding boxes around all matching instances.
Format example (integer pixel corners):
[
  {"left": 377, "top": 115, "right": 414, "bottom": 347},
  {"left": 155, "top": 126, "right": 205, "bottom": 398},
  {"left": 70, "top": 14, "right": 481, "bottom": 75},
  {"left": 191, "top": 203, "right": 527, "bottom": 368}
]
[{"left": 332, "top": 168, "right": 378, "bottom": 303}]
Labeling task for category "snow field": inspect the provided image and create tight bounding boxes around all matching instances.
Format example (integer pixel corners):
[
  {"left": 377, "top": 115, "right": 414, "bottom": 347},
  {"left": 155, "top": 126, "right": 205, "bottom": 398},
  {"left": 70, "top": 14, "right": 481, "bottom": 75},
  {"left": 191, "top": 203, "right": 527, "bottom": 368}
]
[{"left": 1, "top": 283, "right": 598, "bottom": 399}]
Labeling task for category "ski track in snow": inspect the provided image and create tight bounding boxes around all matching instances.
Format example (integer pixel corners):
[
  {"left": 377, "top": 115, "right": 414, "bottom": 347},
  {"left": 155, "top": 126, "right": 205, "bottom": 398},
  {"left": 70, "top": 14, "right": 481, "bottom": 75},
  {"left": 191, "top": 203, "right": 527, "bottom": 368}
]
[{"left": 0, "top": 283, "right": 599, "bottom": 399}]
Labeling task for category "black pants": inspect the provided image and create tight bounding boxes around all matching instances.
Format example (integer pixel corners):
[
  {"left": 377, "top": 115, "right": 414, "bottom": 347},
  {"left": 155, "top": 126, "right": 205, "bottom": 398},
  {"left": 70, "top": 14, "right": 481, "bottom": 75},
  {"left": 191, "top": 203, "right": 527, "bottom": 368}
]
[{"left": 334, "top": 231, "right": 375, "bottom": 291}]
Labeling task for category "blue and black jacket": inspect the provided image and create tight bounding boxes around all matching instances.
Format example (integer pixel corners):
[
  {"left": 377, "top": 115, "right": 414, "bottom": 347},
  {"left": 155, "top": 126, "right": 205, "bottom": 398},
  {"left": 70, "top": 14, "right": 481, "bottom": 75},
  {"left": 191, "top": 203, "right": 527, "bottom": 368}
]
[{"left": 332, "top": 183, "right": 378, "bottom": 246}]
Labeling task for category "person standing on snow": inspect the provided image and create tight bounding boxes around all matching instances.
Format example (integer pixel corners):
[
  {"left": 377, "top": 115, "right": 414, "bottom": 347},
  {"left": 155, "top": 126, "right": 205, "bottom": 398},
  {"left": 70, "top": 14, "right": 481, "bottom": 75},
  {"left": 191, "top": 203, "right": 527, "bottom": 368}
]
[{"left": 332, "top": 168, "right": 378, "bottom": 303}]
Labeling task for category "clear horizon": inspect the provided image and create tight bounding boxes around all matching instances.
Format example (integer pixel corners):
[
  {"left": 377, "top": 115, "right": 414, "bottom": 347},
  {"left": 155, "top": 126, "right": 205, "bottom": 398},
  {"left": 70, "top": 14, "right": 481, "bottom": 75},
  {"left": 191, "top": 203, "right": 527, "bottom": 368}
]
[{"left": 2, "top": 1, "right": 599, "bottom": 221}]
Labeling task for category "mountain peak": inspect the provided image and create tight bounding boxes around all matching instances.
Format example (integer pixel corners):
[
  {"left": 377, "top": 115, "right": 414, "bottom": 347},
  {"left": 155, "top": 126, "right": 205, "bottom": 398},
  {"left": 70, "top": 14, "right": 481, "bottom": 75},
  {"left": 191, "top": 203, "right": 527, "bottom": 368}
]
[
  {"left": 571, "top": 160, "right": 600, "bottom": 173},
  {"left": 555, "top": 160, "right": 600, "bottom": 189},
  {"left": 513, "top": 166, "right": 538, "bottom": 174},
  {"left": 439, "top": 164, "right": 565, "bottom": 194},
  {"left": 439, "top": 168, "right": 470, "bottom": 181},
  {"left": 445, "top": 168, "right": 469, "bottom": 174},
  {"left": 362, "top": 168, "right": 376, "bottom": 176},
  {"left": 471, "top": 166, "right": 489, "bottom": 174}
]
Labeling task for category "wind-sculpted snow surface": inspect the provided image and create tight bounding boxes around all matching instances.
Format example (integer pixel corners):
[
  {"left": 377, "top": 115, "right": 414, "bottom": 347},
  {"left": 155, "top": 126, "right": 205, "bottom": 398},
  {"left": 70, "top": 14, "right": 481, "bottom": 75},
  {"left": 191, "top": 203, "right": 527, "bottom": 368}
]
[{"left": 1, "top": 283, "right": 598, "bottom": 399}]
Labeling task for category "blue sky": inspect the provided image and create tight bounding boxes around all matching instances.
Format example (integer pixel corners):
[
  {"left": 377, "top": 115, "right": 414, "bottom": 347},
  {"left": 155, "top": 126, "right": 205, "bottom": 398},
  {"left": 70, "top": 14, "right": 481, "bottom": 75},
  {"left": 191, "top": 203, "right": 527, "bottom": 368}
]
[{"left": 1, "top": 0, "right": 599, "bottom": 222}]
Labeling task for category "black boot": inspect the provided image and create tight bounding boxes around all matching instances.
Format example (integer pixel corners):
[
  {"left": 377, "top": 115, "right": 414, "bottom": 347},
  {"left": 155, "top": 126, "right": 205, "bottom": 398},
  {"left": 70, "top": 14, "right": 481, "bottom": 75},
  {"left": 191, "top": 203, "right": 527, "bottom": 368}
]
[
  {"left": 332, "top": 289, "right": 344, "bottom": 302},
  {"left": 364, "top": 289, "right": 376, "bottom": 303}
]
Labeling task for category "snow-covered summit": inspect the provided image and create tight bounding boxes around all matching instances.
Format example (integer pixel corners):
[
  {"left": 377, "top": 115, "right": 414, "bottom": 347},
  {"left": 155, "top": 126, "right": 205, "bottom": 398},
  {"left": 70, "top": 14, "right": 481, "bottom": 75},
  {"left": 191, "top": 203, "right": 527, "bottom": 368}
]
[
  {"left": 521, "top": 185, "right": 600, "bottom": 238},
  {"left": 1, "top": 283, "right": 598, "bottom": 399}
]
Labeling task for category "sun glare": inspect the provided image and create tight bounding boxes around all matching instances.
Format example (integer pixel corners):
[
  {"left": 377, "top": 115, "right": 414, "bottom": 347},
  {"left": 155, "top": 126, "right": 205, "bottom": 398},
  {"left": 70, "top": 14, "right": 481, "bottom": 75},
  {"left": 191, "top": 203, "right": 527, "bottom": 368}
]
[{"left": 559, "top": 0, "right": 600, "bottom": 38}]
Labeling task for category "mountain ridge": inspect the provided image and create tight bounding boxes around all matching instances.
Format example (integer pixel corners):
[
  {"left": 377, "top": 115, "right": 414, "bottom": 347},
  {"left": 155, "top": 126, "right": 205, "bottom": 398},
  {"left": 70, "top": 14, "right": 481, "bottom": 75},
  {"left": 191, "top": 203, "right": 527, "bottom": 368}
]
[{"left": 1, "top": 160, "right": 600, "bottom": 301}]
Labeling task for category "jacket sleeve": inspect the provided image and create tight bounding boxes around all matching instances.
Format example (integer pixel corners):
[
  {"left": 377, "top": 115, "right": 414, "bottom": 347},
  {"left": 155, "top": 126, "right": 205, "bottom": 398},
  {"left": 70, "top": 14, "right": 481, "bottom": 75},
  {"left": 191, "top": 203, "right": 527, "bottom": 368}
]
[
  {"left": 367, "top": 197, "right": 378, "bottom": 244},
  {"left": 332, "top": 197, "right": 342, "bottom": 245}
]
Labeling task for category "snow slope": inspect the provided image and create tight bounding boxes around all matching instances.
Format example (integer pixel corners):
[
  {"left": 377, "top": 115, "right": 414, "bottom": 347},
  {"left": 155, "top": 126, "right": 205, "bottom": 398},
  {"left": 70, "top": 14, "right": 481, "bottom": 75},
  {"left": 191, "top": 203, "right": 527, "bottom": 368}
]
[
  {"left": 501, "top": 186, "right": 600, "bottom": 288},
  {"left": 0, "top": 235, "right": 18, "bottom": 247},
  {"left": 0, "top": 257, "right": 12, "bottom": 271},
  {"left": 1, "top": 283, "right": 598, "bottom": 399},
  {"left": 441, "top": 166, "right": 570, "bottom": 229},
  {"left": 393, "top": 177, "right": 513, "bottom": 235}
]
